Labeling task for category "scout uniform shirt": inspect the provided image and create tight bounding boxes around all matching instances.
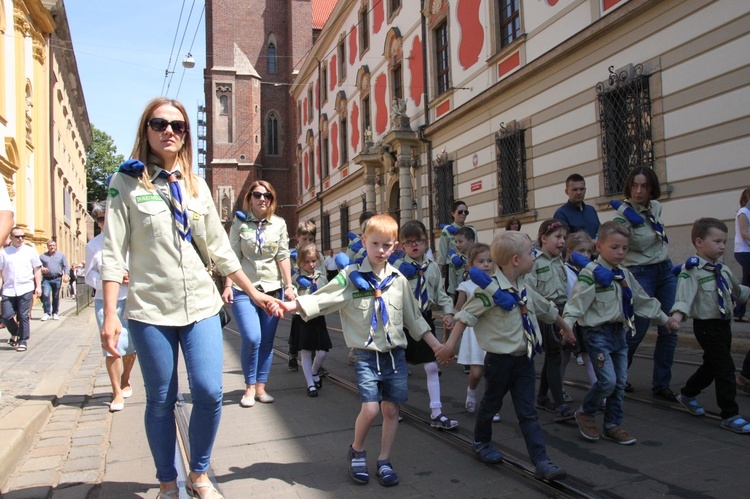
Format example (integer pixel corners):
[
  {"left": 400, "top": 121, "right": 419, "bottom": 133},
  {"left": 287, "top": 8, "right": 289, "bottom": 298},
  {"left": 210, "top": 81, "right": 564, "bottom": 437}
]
[
  {"left": 291, "top": 247, "right": 326, "bottom": 277},
  {"left": 562, "top": 256, "right": 669, "bottom": 331},
  {"left": 293, "top": 269, "right": 328, "bottom": 297},
  {"left": 295, "top": 258, "right": 430, "bottom": 352},
  {"left": 230, "top": 211, "right": 290, "bottom": 293},
  {"left": 101, "top": 167, "right": 241, "bottom": 326},
  {"left": 446, "top": 251, "right": 467, "bottom": 295},
  {"left": 613, "top": 200, "right": 669, "bottom": 266},
  {"left": 671, "top": 256, "right": 750, "bottom": 320},
  {"left": 454, "top": 269, "right": 559, "bottom": 356},
  {"left": 437, "top": 222, "right": 478, "bottom": 266},
  {"left": 402, "top": 255, "right": 454, "bottom": 315},
  {"left": 526, "top": 252, "right": 567, "bottom": 307}
]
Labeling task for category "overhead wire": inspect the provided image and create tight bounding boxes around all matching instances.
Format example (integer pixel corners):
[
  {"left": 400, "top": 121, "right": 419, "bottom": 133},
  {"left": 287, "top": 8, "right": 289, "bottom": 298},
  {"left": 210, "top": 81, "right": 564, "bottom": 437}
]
[
  {"left": 176, "top": 4, "right": 206, "bottom": 98},
  {"left": 161, "top": 0, "right": 188, "bottom": 96},
  {"left": 165, "top": 0, "right": 198, "bottom": 97}
]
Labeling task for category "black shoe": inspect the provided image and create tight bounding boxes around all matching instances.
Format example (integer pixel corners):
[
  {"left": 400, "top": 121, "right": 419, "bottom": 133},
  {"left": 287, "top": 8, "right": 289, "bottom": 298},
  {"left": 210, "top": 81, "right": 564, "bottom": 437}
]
[
  {"left": 313, "top": 373, "right": 322, "bottom": 389},
  {"left": 624, "top": 382, "right": 634, "bottom": 393},
  {"left": 7, "top": 336, "right": 19, "bottom": 348},
  {"left": 287, "top": 358, "right": 298, "bottom": 372},
  {"left": 653, "top": 387, "right": 678, "bottom": 402}
]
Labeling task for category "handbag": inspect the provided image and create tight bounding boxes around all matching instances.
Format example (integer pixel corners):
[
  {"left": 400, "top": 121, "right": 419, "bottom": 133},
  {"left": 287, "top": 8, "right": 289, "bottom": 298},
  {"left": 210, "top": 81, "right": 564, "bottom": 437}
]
[{"left": 155, "top": 188, "right": 232, "bottom": 328}]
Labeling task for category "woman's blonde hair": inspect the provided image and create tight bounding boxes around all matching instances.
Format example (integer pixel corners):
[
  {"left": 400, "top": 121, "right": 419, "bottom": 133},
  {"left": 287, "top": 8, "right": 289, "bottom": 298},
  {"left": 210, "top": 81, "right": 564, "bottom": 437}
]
[
  {"left": 130, "top": 97, "right": 198, "bottom": 197},
  {"left": 243, "top": 180, "right": 278, "bottom": 217}
]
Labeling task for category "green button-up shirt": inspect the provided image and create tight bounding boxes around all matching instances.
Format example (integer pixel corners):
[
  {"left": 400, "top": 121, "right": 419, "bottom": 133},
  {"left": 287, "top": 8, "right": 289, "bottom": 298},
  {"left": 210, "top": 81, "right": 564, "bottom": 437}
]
[
  {"left": 671, "top": 256, "right": 750, "bottom": 320},
  {"left": 229, "top": 212, "right": 290, "bottom": 292},
  {"left": 563, "top": 256, "right": 668, "bottom": 330},
  {"left": 101, "top": 167, "right": 241, "bottom": 326},
  {"left": 296, "top": 259, "right": 430, "bottom": 352},
  {"left": 454, "top": 270, "right": 558, "bottom": 356},
  {"left": 526, "top": 252, "right": 568, "bottom": 307},
  {"left": 613, "top": 200, "right": 669, "bottom": 266}
]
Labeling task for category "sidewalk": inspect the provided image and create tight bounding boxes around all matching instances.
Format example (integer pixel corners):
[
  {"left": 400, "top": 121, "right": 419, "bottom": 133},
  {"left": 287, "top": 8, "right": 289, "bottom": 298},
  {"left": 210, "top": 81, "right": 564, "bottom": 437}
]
[{"left": 0, "top": 297, "right": 103, "bottom": 493}]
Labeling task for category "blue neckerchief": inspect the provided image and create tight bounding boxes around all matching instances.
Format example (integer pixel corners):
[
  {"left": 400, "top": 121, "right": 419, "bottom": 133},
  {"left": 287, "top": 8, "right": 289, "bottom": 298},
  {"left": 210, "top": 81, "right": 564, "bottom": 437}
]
[
  {"left": 612, "top": 267, "right": 635, "bottom": 336},
  {"left": 412, "top": 261, "right": 431, "bottom": 313},
  {"left": 507, "top": 287, "right": 542, "bottom": 359},
  {"left": 686, "top": 257, "right": 732, "bottom": 319},
  {"left": 156, "top": 169, "right": 192, "bottom": 242},
  {"left": 361, "top": 271, "right": 399, "bottom": 347}
]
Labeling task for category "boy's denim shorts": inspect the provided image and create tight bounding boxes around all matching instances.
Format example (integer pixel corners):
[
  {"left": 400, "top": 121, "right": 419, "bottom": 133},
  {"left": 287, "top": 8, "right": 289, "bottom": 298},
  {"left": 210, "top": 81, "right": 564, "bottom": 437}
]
[{"left": 353, "top": 347, "right": 408, "bottom": 403}]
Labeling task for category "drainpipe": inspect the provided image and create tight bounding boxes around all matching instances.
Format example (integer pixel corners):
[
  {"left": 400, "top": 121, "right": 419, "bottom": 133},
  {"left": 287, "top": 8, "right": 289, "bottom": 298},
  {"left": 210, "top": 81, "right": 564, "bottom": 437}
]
[
  {"left": 419, "top": 0, "right": 435, "bottom": 250},
  {"left": 316, "top": 58, "right": 325, "bottom": 247},
  {"left": 48, "top": 31, "right": 57, "bottom": 242}
]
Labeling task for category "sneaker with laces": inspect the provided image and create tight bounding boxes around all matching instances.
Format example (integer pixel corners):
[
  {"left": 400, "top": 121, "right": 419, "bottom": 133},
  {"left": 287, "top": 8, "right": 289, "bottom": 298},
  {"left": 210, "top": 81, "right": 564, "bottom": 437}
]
[
  {"left": 41, "top": 314, "right": 50, "bottom": 321},
  {"left": 376, "top": 459, "right": 399, "bottom": 487},
  {"left": 465, "top": 398, "right": 477, "bottom": 413},
  {"left": 348, "top": 446, "right": 369, "bottom": 484},
  {"left": 52, "top": 314, "right": 59, "bottom": 320},
  {"left": 721, "top": 415, "right": 750, "bottom": 434},
  {"left": 575, "top": 410, "right": 599, "bottom": 441},
  {"left": 554, "top": 403, "right": 575, "bottom": 422},
  {"left": 431, "top": 413, "right": 459, "bottom": 430},
  {"left": 534, "top": 460, "right": 567, "bottom": 481},
  {"left": 536, "top": 396, "right": 555, "bottom": 413},
  {"left": 602, "top": 426, "right": 636, "bottom": 445},
  {"left": 677, "top": 394, "right": 705, "bottom": 416}
]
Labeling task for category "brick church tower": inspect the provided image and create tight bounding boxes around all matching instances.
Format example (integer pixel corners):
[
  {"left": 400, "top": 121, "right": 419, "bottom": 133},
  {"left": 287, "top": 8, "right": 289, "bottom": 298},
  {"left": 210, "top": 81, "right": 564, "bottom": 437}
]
[{"left": 204, "top": 0, "right": 323, "bottom": 229}]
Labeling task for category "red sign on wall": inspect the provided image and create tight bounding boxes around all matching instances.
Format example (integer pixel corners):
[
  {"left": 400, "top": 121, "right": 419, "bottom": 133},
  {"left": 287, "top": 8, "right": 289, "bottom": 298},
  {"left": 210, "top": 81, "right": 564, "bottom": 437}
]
[{"left": 471, "top": 180, "right": 482, "bottom": 192}]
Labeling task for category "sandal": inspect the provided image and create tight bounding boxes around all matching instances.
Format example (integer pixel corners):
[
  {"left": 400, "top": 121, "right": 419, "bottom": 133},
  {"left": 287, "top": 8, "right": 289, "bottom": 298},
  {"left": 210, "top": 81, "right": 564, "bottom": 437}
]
[
  {"left": 156, "top": 489, "right": 179, "bottom": 499},
  {"left": 186, "top": 480, "right": 224, "bottom": 499},
  {"left": 376, "top": 459, "right": 399, "bottom": 487},
  {"left": 721, "top": 415, "right": 750, "bottom": 434},
  {"left": 473, "top": 440, "right": 503, "bottom": 464},
  {"left": 307, "top": 386, "right": 318, "bottom": 397},
  {"left": 348, "top": 445, "right": 369, "bottom": 484}
]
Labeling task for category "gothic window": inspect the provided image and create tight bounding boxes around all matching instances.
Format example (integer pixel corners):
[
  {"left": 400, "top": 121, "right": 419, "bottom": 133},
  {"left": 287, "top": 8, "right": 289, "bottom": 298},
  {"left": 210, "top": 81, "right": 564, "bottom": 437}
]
[
  {"left": 267, "top": 113, "right": 279, "bottom": 156},
  {"left": 268, "top": 42, "right": 277, "bottom": 74}
]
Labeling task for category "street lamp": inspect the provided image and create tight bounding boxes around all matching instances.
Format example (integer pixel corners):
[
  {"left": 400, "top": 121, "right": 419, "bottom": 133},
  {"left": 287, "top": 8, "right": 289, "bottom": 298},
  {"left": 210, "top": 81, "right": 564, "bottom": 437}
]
[{"left": 182, "top": 53, "right": 195, "bottom": 68}]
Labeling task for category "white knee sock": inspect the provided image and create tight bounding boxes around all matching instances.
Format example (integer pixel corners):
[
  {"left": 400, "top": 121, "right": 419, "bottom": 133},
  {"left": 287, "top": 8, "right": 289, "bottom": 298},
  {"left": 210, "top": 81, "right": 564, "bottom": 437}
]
[
  {"left": 311, "top": 350, "right": 327, "bottom": 381},
  {"left": 424, "top": 362, "right": 443, "bottom": 418},
  {"left": 301, "top": 350, "right": 315, "bottom": 388}
]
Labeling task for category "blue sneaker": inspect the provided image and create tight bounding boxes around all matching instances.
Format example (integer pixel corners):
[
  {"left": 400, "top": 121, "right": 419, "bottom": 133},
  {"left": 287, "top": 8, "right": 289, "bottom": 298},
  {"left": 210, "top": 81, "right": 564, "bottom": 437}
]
[
  {"left": 348, "top": 446, "right": 369, "bottom": 484},
  {"left": 534, "top": 460, "right": 567, "bottom": 481},
  {"left": 376, "top": 459, "right": 399, "bottom": 487},
  {"left": 473, "top": 440, "right": 503, "bottom": 464},
  {"left": 721, "top": 415, "right": 750, "bottom": 434},
  {"left": 677, "top": 394, "right": 705, "bottom": 416}
]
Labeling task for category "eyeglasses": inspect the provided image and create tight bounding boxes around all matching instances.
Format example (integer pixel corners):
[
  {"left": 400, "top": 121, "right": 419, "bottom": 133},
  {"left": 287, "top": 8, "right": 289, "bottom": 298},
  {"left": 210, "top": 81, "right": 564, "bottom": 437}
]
[
  {"left": 146, "top": 118, "right": 188, "bottom": 136},
  {"left": 456, "top": 210, "right": 469, "bottom": 215},
  {"left": 96, "top": 216, "right": 105, "bottom": 223},
  {"left": 251, "top": 191, "right": 273, "bottom": 200},
  {"left": 403, "top": 239, "right": 426, "bottom": 246},
  {"left": 11, "top": 234, "right": 25, "bottom": 239}
]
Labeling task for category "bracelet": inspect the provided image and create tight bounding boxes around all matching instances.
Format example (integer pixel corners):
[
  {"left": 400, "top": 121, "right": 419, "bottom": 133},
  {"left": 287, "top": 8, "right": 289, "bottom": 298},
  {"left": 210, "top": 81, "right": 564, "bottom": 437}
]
[{"left": 285, "top": 284, "right": 294, "bottom": 289}]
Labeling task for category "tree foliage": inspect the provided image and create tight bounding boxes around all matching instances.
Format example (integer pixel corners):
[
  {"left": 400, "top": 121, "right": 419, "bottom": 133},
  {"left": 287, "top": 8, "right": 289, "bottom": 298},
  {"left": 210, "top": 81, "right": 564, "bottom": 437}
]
[{"left": 86, "top": 126, "right": 124, "bottom": 205}]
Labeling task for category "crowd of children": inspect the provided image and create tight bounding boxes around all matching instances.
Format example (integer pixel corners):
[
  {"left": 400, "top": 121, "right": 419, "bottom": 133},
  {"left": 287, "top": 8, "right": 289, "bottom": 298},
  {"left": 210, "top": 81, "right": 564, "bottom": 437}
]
[{"left": 268, "top": 205, "right": 750, "bottom": 489}]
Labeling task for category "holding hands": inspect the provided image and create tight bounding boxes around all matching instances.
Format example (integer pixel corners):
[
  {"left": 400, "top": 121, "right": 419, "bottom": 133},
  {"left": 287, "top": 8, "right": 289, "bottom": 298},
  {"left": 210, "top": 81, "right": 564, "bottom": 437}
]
[{"left": 664, "top": 316, "right": 681, "bottom": 332}]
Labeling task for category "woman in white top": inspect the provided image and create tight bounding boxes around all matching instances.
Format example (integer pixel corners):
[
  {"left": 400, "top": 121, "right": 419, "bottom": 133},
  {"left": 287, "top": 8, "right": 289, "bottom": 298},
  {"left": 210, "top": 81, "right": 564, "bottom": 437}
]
[
  {"left": 734, "top": 187, "right": 750, "bottom": 322},
  {"left": 85, "top": 200, "right": 136, "bottom": 412}
]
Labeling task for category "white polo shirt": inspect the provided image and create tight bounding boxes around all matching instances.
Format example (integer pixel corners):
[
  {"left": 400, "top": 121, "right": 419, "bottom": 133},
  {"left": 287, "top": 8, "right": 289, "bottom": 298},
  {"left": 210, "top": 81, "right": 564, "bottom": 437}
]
[{"left": 0, "top": 244, "right": 41, "bottom": 297}]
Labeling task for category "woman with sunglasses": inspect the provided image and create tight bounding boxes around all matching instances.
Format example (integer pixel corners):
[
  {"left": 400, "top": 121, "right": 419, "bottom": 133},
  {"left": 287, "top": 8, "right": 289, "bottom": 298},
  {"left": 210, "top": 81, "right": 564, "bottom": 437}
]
[
  {"left": 438, "top": 200, "right": 478, "bottom": 276},
  {"left": 85, "top": 200, "right": 137, "bottom": 413},
  {"left": 100, "top": 97, "right": 281, "bottom": 499},
  {"left": 222, "top": 180, "right": 294, "bottom": 407}
]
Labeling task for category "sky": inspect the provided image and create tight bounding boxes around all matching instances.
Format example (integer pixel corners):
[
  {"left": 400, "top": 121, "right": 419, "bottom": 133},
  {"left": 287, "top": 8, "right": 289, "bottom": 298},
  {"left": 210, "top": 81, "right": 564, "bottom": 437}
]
[{"left": 64, "top": 0, "right": 207, "bottom": 170}]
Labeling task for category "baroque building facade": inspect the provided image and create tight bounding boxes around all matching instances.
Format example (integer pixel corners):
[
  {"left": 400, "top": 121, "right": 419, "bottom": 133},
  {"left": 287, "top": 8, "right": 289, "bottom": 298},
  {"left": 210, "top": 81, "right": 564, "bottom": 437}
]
[
  {"left": 292, "top": 0, "right": 750, "bottom": 270},
  {"left": 0, "top": 0, "right": 90, "bottom": 262}
]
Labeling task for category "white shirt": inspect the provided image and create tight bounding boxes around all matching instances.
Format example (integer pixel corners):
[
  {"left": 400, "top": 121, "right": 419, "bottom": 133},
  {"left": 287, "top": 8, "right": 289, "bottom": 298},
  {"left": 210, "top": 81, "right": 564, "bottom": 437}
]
[
  {"left": 323, "top": 255, "right": 338, "bottom": 271},
  {"left": 735, "top": 206, "right": 750, "bottom": 254},
  {"left": 0, "top": 244, "right": 41, "bottom": 296},
  {"left": 85, "top": 233, "right": 128, "bottom": 300}
]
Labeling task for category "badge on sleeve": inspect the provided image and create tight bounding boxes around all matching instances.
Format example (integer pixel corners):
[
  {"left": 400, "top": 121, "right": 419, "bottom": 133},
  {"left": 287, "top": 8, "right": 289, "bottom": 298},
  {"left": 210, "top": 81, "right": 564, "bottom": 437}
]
[{"left": 108, "top": 187, "right": 119, "bottom": 198}]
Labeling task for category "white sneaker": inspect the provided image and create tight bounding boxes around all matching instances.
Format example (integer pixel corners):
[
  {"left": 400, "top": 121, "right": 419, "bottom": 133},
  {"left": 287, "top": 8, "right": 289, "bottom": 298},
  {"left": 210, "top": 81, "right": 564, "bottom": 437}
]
[
  {"left": 52, "top": 314, "right": 59, "bottom": 320},
  {"left": 465, "top": 398, "right": 477, "bottom": 413},
  {"left": 41, "top": 314, "right": 50, "bottom": 321}
]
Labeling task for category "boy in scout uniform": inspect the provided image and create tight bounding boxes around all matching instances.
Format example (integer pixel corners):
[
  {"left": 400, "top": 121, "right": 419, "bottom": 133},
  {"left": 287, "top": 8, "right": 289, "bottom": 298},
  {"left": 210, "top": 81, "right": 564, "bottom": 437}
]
[
  {"left": 436, "top": 231, "right": 574, "bottom": 482},
  {"left": 446, "top": 226, "right": 475, "bottom": 300},
  {"left": 279, "top": 215, "right": 442, "bottom": 487},
  {"left": 671, "top": 218, "right": 750, "bottom": 433},
  {"left": 563, "top": 222, "right": 680, "bottom": 445}
]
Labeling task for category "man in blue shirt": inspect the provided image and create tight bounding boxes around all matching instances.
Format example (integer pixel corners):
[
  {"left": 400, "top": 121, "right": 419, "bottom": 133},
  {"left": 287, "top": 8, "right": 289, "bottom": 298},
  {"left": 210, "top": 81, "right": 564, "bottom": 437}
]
[
  {"left": 39, "top": 240, "right": 69, "bottom": 321},
  {"left": 553, "top": 174, "right": 600, "bottom": 238}
]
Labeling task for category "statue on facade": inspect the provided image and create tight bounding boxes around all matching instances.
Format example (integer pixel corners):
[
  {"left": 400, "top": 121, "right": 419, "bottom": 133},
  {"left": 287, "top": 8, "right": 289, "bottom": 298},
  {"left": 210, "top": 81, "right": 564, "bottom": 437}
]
[{"left": 390, "top": 98, "right": 410, "bottom": 131}]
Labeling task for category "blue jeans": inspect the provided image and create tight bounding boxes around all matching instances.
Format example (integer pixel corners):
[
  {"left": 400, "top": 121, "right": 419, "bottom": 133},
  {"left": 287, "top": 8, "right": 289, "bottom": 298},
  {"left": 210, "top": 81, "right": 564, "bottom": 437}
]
[
  {"left": 231, "top": 289, "right": 280, "bottom": 385},
  {"left": 41, "top": 277, "right": 62, "bottom": 315},
  {"left": 128, "top": 315, "right": 223, "bottom": 482},
  {"left": 475, "top": 353, "right": 550, "bottom": 466},
  {"left": 626, "top": 260, "right": 677, "bottom": 391},
  {"left": 2, "top": 291, "right": 33, "bottom": 343},
  {"left": 734, "top": 252, "right": 750, "bottom": 319},
  {"left": 581, "top": 324, "right": 628, "bottom": 428}
]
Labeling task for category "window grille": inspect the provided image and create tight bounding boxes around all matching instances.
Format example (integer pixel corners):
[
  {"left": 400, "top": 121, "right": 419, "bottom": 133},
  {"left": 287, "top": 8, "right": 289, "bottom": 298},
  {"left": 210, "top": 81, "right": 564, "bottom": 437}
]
[
  {"left": 495, "top": 122, "right": 527, "bottom": 216},
  {"left": 433, "top": 154, "right": 454, "bottom": 226},
  {"left": 322, "top": 213, "right": 331, "bottom": 251},
  {"left": 339, "top": 204, "right": 350, "bottom": 248},
  {"left": 597, "top": 65, "right": 653, "bottom": 196}
]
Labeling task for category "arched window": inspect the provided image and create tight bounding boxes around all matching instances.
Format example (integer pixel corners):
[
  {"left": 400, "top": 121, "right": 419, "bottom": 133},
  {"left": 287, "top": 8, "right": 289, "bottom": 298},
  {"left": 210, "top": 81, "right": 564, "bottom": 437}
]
[
  {"left": 267, "top": 113, "right": 279, "bottom": 155},
  {"left": 268, "top": 42, "right": 277, "bottom": 74}
]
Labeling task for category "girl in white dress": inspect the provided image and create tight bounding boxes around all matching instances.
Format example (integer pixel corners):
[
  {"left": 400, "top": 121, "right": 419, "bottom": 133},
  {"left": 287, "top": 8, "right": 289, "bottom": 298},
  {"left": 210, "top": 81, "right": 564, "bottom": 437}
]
[{"left": 454, "top": 244, "right": 499, "bottom": 421}]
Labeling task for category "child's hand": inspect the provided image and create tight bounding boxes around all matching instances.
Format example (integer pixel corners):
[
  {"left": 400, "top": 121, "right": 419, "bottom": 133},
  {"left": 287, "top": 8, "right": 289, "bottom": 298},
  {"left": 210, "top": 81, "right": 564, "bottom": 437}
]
[
  {"left": 665, "top": 317, "right": 680, "bottom": 332},
  {"left": 435, "top": 342, "right": 455, "bottom": 364},
  {"left": 442, "top": 313, "right": 454, "bottom": 330},
  {"left": 560, "top": 324, "right": 576, "bottom": 346}
]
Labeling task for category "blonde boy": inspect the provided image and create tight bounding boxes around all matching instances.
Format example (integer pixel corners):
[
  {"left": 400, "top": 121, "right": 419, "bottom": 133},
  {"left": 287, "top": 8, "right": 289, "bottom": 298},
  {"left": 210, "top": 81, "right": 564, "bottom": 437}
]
[
  {"left": 437, "top": 231, "right": 573, "bottom": 482},
  {"left": 280, "top": 215, "right": 441, "bottom": 487}
]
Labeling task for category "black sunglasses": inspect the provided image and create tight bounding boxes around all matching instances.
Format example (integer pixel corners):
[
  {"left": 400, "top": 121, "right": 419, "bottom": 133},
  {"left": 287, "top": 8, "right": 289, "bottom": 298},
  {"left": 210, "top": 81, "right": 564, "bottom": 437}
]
[
  {"left": 456, "top": 209, "right": 469, "bottom": 215},
  {"left": 11, "top": 234, "right": 25, "bottom": 239},
  {"left": 251, "top": 191, "right": 273, "bottom": 200},
  {"left": 146, "top": 118, "right": 188, "bottom": 136}
]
